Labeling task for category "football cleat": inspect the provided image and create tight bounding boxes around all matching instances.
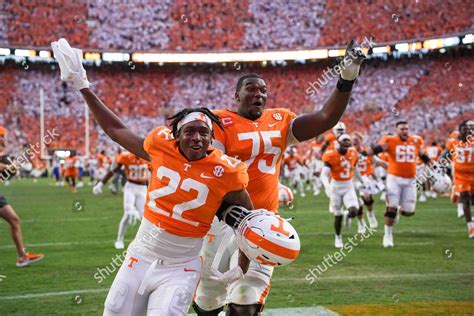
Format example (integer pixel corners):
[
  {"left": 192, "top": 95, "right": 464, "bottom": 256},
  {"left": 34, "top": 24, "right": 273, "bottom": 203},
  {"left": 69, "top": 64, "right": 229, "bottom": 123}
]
[
  {"left": 357, "top": 220, "right": 367, "bottom": 234},
  {"left": 368, "top": 214, "right": 378, "bottom": 229},
  {"left": 230, "top": 208, "right": 300, "bottom": 267},
  {"left": 114, "top": 241, "right": 125, "bottom": 249},
  {"left": 335, "top": 235, "right": 343, "bottom": 248},
  {"left": 16, "top": 252, "right": 45, "bottom": 267},
  {"left": 383, "top": 234, "right": 394, "bottom": 248}
]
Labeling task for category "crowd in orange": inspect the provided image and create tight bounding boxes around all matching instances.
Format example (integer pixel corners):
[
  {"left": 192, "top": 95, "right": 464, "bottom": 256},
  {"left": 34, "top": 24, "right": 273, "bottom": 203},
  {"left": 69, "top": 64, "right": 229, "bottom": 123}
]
[
  {"left": 0, "top": 55, "right": 472, "bottom": 155},
  {"left": 2, "top": 0, "right": 471, "bottom": 50}
]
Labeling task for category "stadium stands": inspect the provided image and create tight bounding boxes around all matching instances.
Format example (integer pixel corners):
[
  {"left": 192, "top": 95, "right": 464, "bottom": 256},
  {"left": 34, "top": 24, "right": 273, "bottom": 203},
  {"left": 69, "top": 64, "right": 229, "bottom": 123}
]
[
  {"left": 1, "top": 55, "right": 472, "bottom": 154},
  {"left": 1, "top": 0, "right": 472, "bottom": 50}
]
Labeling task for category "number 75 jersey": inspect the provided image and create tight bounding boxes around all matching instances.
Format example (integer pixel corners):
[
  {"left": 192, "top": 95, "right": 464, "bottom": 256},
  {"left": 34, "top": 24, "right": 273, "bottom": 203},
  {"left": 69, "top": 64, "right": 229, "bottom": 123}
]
[
  {"left": 143, "top": 126, "right": 248, "bottom": 238},
  {"left": 212, "top": 108, "right": 297, "bottom": 212},
  {"left": 379, "top": 134, "right": 424, "bottom": 179}
]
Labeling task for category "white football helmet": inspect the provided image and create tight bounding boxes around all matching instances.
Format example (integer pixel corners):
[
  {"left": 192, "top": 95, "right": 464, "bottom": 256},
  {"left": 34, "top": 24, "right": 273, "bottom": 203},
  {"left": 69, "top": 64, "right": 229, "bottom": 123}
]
[
  {"left": 332, "top": 122, "right": 346, "bottom": 136},
  {"left": 231, "top": 209, "right": 300, "bottom": 267},
  {"left": 278, "top": 183, "right": 294, "bottom": 208},
  {"left": 430, "top": 172, "right": 452, "bottom": 194}
]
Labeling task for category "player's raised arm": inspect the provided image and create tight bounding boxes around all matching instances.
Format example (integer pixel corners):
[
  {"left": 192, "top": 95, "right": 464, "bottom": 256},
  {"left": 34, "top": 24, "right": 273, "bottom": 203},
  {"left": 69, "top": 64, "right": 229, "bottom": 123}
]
[
  {"left": 292, "top": 40, "right": 366, "bottom": 141},
  {"left": 51, "top": 39, "right": 149, "bottom": 161}
]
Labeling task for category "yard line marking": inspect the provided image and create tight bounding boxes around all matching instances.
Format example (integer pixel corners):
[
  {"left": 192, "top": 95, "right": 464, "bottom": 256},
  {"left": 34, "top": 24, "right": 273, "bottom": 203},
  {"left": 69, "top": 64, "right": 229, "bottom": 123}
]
[
  {"left": 272, "top": 272, "right": 474, "bottom": 282},
  {"left": 1, "top": 272, "right": 472, "bottom": 301},
  {"left": 0, "top": 240, "right": 131, "bottom": 249}
]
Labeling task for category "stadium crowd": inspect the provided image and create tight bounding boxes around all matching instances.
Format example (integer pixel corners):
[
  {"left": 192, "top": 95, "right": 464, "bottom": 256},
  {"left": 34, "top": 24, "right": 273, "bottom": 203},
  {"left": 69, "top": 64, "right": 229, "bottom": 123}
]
[
  {"left": 2, "top": 0, "right": 472, "bottom": 51},
  {"left": 0, "top": 55, "right": 472, "bottom": 155}
]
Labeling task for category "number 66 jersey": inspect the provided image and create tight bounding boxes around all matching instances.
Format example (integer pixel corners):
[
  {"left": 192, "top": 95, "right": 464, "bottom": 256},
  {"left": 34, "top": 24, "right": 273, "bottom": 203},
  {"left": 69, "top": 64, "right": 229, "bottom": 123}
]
[
  {"left": 143, "top": 126, "right": 248, "bottom": 238},
  {"left": 379, "top": 134, "right": 424, "bottom": 179},
  {"left": 212, "top": 108, "right": 297, "bottom": 213}
]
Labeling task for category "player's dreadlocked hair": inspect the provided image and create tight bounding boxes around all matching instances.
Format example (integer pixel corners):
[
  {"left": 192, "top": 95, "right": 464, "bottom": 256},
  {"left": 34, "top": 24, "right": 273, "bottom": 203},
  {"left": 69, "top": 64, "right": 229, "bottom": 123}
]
[{"left": 167, "top": 108, "right": 223, "bottom": 138}]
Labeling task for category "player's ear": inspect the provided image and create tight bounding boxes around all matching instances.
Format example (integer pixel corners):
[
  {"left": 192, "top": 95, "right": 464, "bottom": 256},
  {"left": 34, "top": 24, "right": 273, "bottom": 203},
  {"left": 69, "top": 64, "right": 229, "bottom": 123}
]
[{"left": 235, "top": 91, "right": 240, "bottom": 102}]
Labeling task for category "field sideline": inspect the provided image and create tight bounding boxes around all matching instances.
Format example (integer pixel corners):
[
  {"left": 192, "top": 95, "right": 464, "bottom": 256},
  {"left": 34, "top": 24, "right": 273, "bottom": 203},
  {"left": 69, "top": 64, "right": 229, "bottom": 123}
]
[{"left": 0, "top": 179, "right": 473, "bottom": 315}]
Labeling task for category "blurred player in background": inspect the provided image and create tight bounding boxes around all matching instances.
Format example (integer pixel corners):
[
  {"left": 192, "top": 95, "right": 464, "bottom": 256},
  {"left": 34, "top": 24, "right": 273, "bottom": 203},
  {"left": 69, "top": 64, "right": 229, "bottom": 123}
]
[
  {"left": 442, "top": 120, "right": 474, "bottom": 238},
  {"left": 63, "top": 152, "right": 78, "bottom": 192},
  {"left": 195, "top": 40, "right": 365, "bottom": 315},
  {"left": 0, "top": 128, "right": 44, "bottom": 267},
  {"left": 365, "top": 121, "right": 431, "bottom": 247},
  {"left": 320, "top": 122, "right": 346, "bottom": 154},
  {"left": 321, "top": 134, "right": 367, "bottom": 248},
  {"left": 93, "top": 151, "right": 150, "bottom": 249},
  {"left": 283, "top": 147, "right": 305, "bottom": 197},
  {"left": 352, "top": 132, "right": 387, "bottom": 229}
]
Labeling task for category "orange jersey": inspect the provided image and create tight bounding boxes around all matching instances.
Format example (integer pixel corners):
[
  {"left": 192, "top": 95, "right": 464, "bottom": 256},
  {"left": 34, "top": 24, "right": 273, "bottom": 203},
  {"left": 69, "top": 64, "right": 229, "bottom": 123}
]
[
  {"left": 213, "top": 108, "right": 297, "bottom": 212},
  {"left": 323, "top": 133, "right": 338, "bottom": 152},
  {"left": 426, "top": 145, "right": 443, "bottom": 160},
  {"left": 284, "top": 155, "right": 301, "bottom": 171},
  {"left": 64, "top": 157, "right": 78, "bottom": 177},
  {"left": 117, "top": 152, "right": 150, "bottom": 184},
  {"left": 446, "top": 137, "right": 474, "bottom": 176},
  {"left": 322, "top": 147, "right": 358, "bottom": 181},
  {"left": 357, "top": 148, "right": 374, "bottom": 176},
  {"left": 143, "top": 126, "right": 248, "bottom": 238},
  {"left": 379, "top": 135, "right": 424, "bottom": 178},
  {"left": 97, "top": 154, "right": 110, "bottom": 169}
]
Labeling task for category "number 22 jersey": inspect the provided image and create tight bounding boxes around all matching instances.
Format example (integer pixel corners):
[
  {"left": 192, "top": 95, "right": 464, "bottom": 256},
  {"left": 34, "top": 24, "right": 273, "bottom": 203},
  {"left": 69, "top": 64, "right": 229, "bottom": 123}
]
[{"left": 143, "top": 126, "right": 248, "bottom": 238}]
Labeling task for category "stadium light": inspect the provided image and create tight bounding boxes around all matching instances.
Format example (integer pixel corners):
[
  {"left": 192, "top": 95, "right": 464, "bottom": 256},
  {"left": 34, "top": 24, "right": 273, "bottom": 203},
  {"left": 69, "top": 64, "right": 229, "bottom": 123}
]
[
  {"left": 442, "top": 37, "right": 460, "bottom": 47},
  {"left": 39, "top": 51, "right": 51, "bottom": 58},
  {"left": 132, "top": 49, "right": 329, "bottom": 64},
  {"left": 462, "top": 34, "right": 473, "bottom": 44},
  {"left": 103, "top": 52, "right": 130, "bottom": 62},
  {"left": 84, "top": 52, "right": 101, "bottom": 60},
  {"left": 328, "top": 49, "right": 345, "bottom": 57},
  {"left": 14, "top": 49, "right": 36, "bottom": 57},
  {"left": 372, "top": 46, "right": 391, "bottom": 54},
  {"left": 0, "top": 48, "right": 10, "bottom": 56},
  {"left": 423, "top": 39, "right": 443, "bottom": 50}
]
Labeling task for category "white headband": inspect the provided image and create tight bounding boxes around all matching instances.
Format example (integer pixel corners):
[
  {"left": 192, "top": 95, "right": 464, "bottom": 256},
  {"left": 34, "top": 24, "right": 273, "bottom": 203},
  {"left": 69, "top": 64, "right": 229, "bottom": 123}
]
[
  {"left": 177, "top": 112, "right": 213, "bottom": 132},
  {"left": 338, "top": 133, "right": 351, "bottom": 142}
]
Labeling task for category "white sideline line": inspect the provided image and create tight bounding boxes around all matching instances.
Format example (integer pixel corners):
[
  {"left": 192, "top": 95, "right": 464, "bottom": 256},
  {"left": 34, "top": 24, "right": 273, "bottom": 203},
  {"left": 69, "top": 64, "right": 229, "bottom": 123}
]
[
  {"left": 0, "top": 288, "right": 108, "bottom": 300},
  {"left": 272, "top": 272, "right": 474, "bottom": 282},
  {"left": 0, "top": 240, "right": 131, "bottom": 249},
  {"left": 1, "top": 272, "right": 472, "bottom": 301}
]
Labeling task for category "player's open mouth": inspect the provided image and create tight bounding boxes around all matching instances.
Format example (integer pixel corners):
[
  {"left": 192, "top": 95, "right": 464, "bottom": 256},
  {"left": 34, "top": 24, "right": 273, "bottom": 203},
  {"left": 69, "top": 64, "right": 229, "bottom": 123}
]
[
  {"left": 190, "top": 145, "right": 202, "bottom": 151},
  {"left": 253, "top": 100, "right": 263, "bottom": 107}
]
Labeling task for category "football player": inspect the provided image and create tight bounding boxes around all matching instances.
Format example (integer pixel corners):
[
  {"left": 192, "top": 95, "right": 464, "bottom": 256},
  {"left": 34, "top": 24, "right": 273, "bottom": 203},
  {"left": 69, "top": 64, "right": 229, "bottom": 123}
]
[
  {"left": 52, "top": 38, "right": 256, "bottom": 316},
  {"left": 195, "top": 40, "right": 366, "bottom": 315},
  {"left": 441, "top": 120, "right": 474, "bottom": 238},
  {"left": 93, "top": 151, "right": 150, "bottom": 249},
  {"left": 364, "top": 121, "right": 431, "bottom": 247},
  {"left": 352, "top": 132, "right": 388, "bottom": 229},
  {"left": 0, "top": 133, "right": 44, "bottom": 267},
  {"left": 283, "top": 147, "right": 305, "bottom": 197},
  {"left": 64, "top": 152, "right": 79, "bottom": 192},
  {"left": 321, "top": 134, "right": 367, "bottom": 248}
]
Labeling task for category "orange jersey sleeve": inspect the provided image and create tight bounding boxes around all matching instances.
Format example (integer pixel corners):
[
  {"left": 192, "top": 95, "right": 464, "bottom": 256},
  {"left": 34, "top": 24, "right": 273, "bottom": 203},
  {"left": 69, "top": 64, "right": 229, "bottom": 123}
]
[
  {"left": 357, "top": 148, "right": 374, "bottom": 176},
  {"left": 322, "top": 148, "right": 358, "bottom": 181},
  {"left": 382, "top": 135, "right": 424, "bottom": 178},
  {"left": 212, "top": 108, "right": 296, "bottom": 212},
  {"left": 117, "top": 152, "right": 150, "bottom": 183},
  {"left": 143, "top": 126, "right": 249, "bottom": 238},
  {"left": 284, "top": 155, "right": 300, "bottom": 171}
]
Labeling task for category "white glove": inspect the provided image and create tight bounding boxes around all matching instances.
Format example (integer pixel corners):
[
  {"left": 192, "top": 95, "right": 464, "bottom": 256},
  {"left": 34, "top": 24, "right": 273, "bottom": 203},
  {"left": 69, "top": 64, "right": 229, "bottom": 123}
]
[
  {"left": 209, "top": 266, "right": 244, "bottom": 284},
  {"left": 340, "top": 39, "right": 366, "bottom": 81},
  {"left": 324, "top": 186, "right": 332, "bottom": 198},
  {"left": 126, "top": 209, "right": 141, "bottom": 226},
  {"left": 92, "top": 182, "right": 103, "bottom": 195},
  {"left": 51, "top": 38, "right": 90, "bottom": 90}
]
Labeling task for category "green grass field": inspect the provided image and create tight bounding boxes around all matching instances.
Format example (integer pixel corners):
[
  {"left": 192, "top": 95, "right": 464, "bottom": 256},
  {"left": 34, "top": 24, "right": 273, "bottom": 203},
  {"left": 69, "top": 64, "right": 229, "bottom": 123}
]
[{"left": 0, "top": 179, "right": 473, "bottom": 315}]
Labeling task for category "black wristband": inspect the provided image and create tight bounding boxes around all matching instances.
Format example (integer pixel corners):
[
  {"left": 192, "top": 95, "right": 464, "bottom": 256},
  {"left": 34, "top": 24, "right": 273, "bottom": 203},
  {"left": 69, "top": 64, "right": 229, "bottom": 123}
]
[
  {"left": 372, "top": 144, "right": 384, "bottom": 155},
  {"left": 336, "top": 77, "right": 355, "bottom": 92},
  {"left": 420, "top": 154, "right": 431, "bottom": 164}
]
